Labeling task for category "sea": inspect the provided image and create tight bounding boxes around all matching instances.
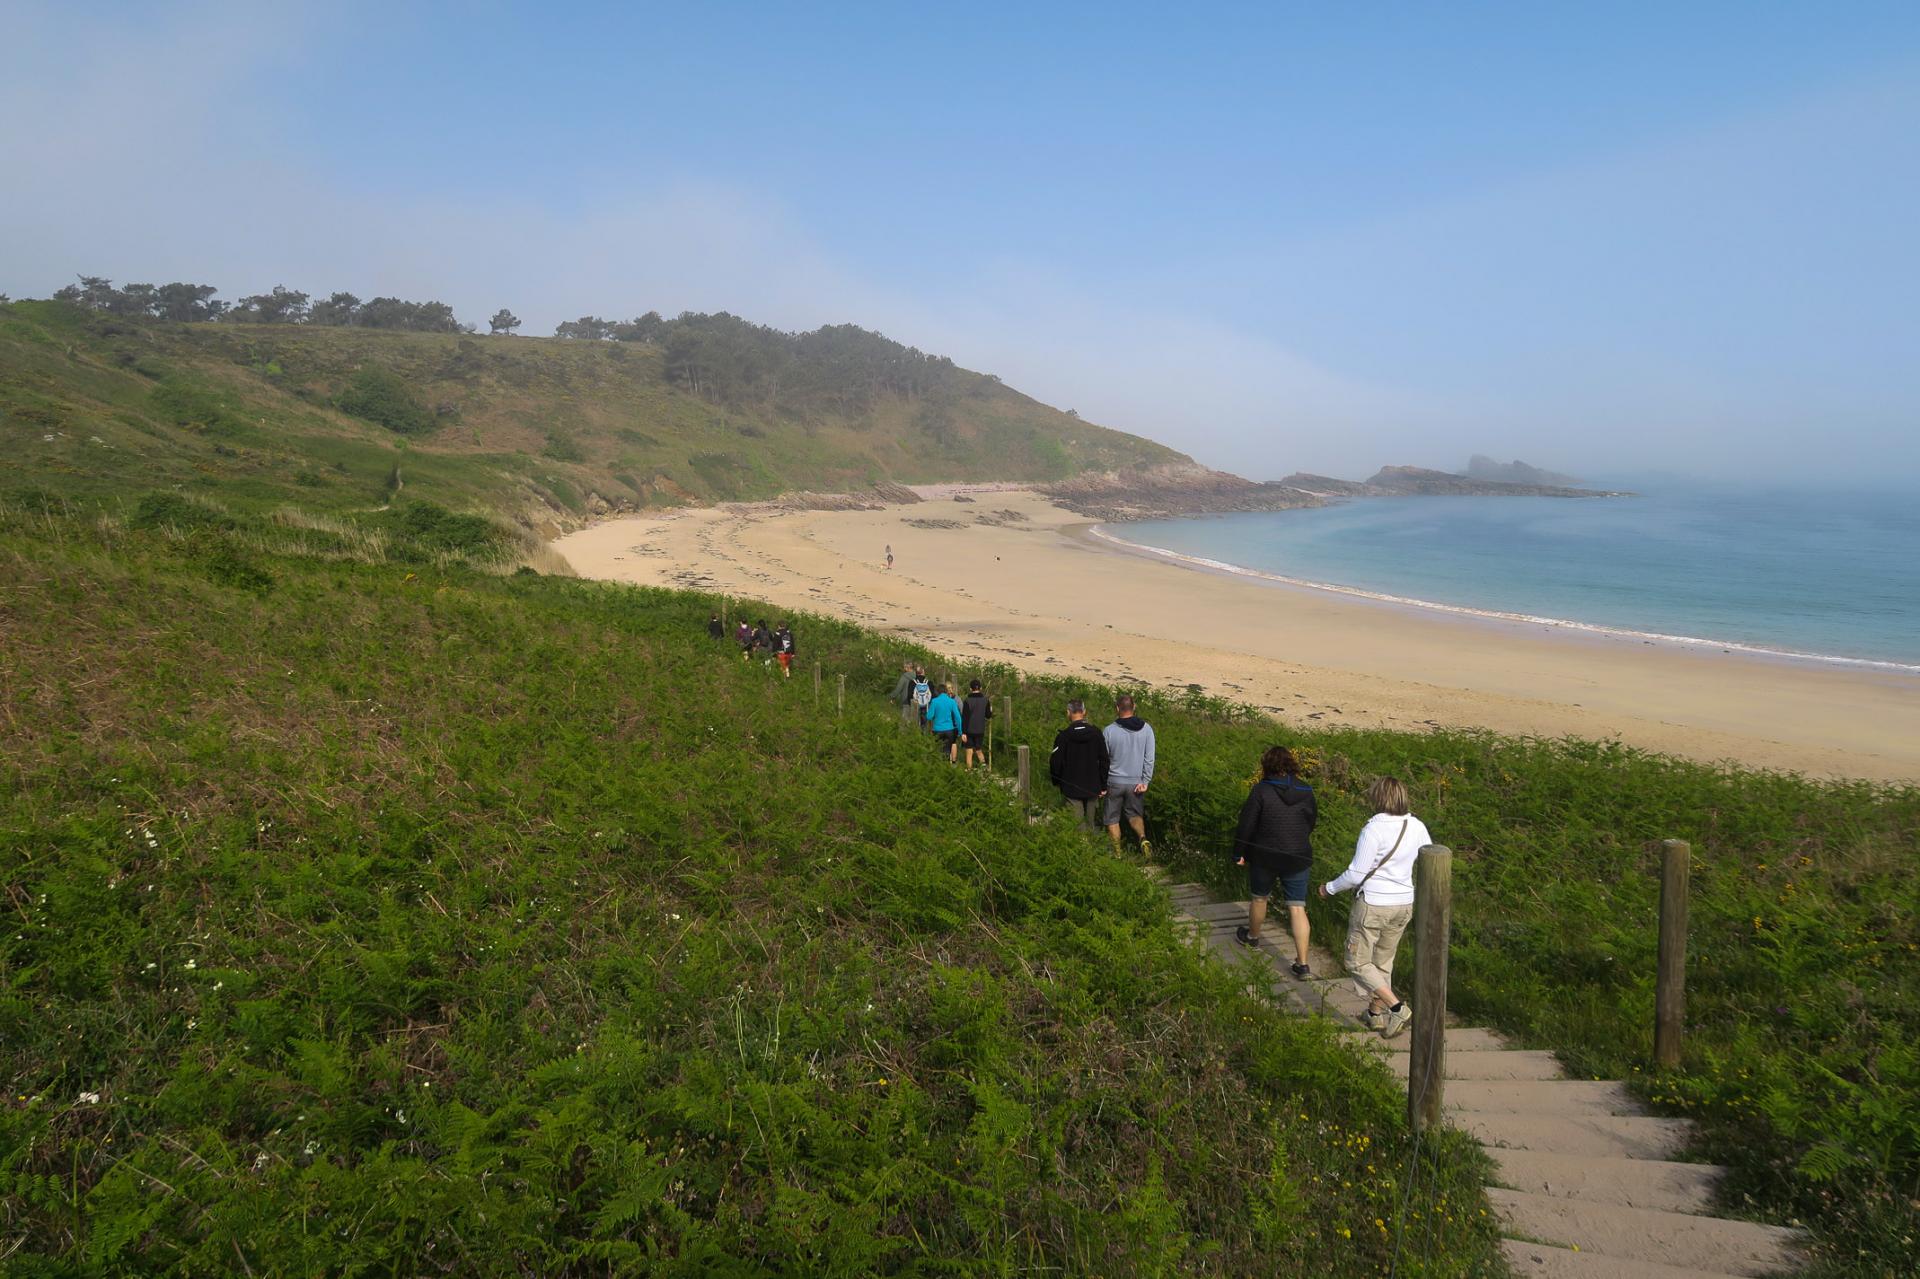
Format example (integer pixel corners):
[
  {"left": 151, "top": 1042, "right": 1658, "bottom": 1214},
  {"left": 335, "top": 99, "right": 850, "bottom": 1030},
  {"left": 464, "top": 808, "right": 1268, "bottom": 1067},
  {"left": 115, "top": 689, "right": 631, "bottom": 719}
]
[{"left": 1104, "top": 482, "right": 1920, "bottom": 672}]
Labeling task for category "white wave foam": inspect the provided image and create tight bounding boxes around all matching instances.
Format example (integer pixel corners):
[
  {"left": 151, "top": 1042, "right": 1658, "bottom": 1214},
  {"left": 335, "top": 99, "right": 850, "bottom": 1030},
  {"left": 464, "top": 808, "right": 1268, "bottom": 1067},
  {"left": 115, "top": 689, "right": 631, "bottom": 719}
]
[{"left": 1088, "top": 526, "right": 1920, "bottom": 676}]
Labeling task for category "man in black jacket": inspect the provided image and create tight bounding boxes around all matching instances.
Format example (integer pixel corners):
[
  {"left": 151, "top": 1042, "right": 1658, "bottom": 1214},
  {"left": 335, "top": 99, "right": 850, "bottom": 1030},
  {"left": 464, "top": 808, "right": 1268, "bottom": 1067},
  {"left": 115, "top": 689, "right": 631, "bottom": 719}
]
[
  {"left": 1048, "top": 700, "right": 1110, "bottom": 828},
  {"left": 960, "top": 679, "right": 993, "bottom": 771},
  {"left": 1231, "top": 744, "right": 1319, "bottom": 979}
]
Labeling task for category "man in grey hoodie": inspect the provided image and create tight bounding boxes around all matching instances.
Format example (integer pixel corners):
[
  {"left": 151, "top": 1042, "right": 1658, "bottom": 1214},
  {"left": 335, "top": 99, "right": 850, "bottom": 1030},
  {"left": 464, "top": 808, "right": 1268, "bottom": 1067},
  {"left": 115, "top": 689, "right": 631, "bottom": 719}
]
[{"left": 1102, "top": 694, "right": 1156, "bottom": 858}]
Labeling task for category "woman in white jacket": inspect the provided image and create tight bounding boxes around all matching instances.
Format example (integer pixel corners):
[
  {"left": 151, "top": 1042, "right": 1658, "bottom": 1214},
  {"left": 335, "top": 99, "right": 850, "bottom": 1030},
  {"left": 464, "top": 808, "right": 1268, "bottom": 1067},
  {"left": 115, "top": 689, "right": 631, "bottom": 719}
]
[{"left": 1319, "top": 777, "right": 1432, "bottom": 1038}]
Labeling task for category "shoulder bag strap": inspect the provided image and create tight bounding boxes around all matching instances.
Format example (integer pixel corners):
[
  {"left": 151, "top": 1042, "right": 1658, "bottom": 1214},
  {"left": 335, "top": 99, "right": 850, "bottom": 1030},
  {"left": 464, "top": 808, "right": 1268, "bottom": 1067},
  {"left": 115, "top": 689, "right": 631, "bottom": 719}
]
[{"left": 1352, "top": 819, "right": 1410, "bottom": 892}]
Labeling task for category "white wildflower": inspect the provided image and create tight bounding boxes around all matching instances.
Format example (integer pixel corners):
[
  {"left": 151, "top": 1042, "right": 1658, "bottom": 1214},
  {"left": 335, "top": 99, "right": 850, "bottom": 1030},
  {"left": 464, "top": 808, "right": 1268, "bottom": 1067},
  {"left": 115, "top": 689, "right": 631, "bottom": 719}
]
[
  {"left": 184, "top": 959, "right": 196, "bottom": 970},
  {"left": 253, "top": 1151, "right": 271, "bottom": 1171},
  {"left": 76, "top": 1091, "right": 101, "bottom": 1105}
]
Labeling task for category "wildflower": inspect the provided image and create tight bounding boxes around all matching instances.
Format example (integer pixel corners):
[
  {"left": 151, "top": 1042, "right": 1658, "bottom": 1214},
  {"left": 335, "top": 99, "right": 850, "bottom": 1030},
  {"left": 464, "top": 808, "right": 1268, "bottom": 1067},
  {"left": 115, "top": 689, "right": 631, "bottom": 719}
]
[
  {"left": 76, "top": 1091, "right": 101, "bottom": 1105},
  {"left": 253, "top": 1152, "right": 271, "bottom": 1171},
  {"left": 184, "top": 959, "right": 197, "bottom": 970},
  {"left": 212, "top": 981, "right": 224, "bottom": 991},
  {"left": 145, "top": 962, "right": 158, "bottom": 971},
  {"left": 304, "top": 1140, "right": 320, "bottom": 1155}
]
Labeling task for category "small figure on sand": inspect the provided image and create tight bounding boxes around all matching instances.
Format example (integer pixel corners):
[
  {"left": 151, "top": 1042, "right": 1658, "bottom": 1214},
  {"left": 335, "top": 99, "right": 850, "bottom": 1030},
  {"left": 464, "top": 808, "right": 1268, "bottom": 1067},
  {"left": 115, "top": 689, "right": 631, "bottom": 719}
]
[
  {"left": 885, "top": 543, "right": 894, "bottom": 571},
  {"left": 960, "top": 679, "right": 993, "bottom": 771},
  {"left": 1102, "top": 695, "right": 1155, "bottom": 858},
  {"left": 1231, "top": 745, "right": 1317, "bottom": 980},
  {"left": 1321, "top": 776, "right": 1430, "bottom": 1038},
  {"left": 1049, "top": 699, "right": 1109, "bottom": 828}
]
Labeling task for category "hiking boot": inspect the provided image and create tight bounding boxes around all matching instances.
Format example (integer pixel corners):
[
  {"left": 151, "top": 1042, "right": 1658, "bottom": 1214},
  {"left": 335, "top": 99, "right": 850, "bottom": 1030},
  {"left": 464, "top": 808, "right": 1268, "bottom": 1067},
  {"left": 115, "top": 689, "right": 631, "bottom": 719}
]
[
  {"left": 1233, "top": 925, "right": 1260, "bottom": 949},
  {"left": 1382, "top": 1003, "right": 1412, "bottom": 1038},
  {"left": 1289, "top": 962, "right": 1312, "bottom": 981},
  {"left": 1138, "top": 839, "right": 1154, "bottom": 860},
  {"left": 1359, "top": 1007, "right": 1385, "bottom": 1032}
]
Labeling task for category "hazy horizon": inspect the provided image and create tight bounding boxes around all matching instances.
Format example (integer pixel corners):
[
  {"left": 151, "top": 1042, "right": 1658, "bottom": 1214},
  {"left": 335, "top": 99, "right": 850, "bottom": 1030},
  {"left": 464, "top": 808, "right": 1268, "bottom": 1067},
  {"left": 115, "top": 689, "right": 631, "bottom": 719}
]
[{"left": 5, "top": 2, "right": 1917, "bottom": 486}]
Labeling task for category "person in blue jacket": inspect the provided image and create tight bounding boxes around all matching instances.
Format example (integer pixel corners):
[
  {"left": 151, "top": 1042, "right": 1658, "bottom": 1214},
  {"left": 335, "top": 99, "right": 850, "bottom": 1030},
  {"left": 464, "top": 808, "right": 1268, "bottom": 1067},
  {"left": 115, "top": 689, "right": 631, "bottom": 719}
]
[{"left": 925, "top": 682, "right": 964, "bottom": 763}]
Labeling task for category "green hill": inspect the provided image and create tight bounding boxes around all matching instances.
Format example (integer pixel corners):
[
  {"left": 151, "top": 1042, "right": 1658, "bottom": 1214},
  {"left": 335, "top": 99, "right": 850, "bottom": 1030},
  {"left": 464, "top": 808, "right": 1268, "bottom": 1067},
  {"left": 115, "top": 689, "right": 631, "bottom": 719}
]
[
  {"left": 0, "top": 501, "right": 1500, "bottom": 1276},
  {"left": 0, "top": 299, "right": 1182, "bottom": 534}
]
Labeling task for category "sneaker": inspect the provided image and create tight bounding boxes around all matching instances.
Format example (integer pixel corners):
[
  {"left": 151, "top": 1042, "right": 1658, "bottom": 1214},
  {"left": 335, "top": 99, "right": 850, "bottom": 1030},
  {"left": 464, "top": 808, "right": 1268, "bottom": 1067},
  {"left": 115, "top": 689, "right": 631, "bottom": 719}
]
[
  {"left": 1139, "top": 839, "right": 1154, "bottom": 860},
  {"left": 1234, "top": 925, "right": 1260, "bottom": 948},
  {"left": 1358, "top": 1007, "right": 1385, "bottom": 1031},
  {"left": 1289, "top": 962, "right": 1312, "bottom": 981},
  {"left": 1382, "top": 1003, "right": 1412, "bottom": 1038}
]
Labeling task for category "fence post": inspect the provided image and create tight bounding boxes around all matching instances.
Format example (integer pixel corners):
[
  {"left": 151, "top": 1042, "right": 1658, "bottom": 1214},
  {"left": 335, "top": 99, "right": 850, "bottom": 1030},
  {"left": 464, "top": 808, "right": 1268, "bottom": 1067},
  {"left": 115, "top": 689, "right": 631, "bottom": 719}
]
[
  {"left": 1655, "top": 839, "right": 1690, "bottom": 1069},
  {"left": 813, "top": 662, "right": 821, "bottom": 706},
  {"left": 1016, "top": 745, "right": 1031, "bottom": 809},
  {"left": 1409, "top": 845, "right": 1453, "bottom": 1136},
  {"left": 836, "top": 674, "right": 845, "bottom": 718}
]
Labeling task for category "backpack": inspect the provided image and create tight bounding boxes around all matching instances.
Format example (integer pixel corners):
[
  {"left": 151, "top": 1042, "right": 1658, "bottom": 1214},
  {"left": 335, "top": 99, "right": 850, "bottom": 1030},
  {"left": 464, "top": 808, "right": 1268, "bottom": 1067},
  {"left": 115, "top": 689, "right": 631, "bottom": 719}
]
[{"left": 912, "top": 678, "right": 931, "bottom": 708}]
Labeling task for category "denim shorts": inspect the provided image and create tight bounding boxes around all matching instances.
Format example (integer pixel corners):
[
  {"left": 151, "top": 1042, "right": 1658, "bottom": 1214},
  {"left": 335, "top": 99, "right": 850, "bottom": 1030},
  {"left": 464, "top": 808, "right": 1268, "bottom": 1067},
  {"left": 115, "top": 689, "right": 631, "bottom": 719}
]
[{"left": 1248, "top": 863, "right": 1309, "bottom": 906}]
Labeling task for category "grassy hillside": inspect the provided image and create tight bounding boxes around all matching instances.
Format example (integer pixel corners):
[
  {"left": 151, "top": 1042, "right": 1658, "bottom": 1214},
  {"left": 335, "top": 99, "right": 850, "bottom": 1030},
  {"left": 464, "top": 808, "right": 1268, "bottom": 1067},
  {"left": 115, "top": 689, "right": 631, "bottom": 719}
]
[
  {"left": 0, "top": 499, "right": 1501, "bottom": 1276},
  {"left": 0, "top": 299, "right": 1183, "bottom": 534}
]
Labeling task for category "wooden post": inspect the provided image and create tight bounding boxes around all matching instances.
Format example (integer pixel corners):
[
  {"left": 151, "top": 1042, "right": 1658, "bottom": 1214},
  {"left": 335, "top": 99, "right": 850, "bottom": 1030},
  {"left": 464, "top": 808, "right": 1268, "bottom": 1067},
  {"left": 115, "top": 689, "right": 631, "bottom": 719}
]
[
  {"left": 1016, "top": 745, "right": 1031, "bottom": 809},
  {"left": 813, "top": 662, "right": 821, "bottom": 706},
  {"left": 1655, "top": 839, "right": 1690, "bottom": 1069},
  {"left": 1006, "top": 694, "right": 1013, "bottom": 737},
  {"left": 836, "top": 674, "right": 845, "bottom": 717},
  {"left": 987, "top": 718, "right": 993, "bottom": 772},
  {"left": 1409, "top": 845, "right": 1453, "bottom": 1136}
]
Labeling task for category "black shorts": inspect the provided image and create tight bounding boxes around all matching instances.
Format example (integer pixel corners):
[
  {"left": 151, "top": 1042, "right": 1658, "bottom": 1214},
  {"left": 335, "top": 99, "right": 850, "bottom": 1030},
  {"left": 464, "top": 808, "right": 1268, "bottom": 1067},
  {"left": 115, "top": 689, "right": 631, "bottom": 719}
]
[
  {"left": 1247, "top": 863, "right": 1310, "bottom": 905},
  {"left": 935, "top": 730, "right": 959, "bottom": 747},
  {"left": 962, "top": 733, "right": 986, "bottom": 749}
]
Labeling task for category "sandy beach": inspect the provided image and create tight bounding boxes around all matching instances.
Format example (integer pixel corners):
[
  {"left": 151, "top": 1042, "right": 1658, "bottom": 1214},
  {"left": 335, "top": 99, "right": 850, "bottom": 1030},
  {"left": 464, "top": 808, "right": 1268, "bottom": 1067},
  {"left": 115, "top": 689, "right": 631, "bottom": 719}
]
[{"left": 554, "top": 488, "right": 1920, "bottom": 782}]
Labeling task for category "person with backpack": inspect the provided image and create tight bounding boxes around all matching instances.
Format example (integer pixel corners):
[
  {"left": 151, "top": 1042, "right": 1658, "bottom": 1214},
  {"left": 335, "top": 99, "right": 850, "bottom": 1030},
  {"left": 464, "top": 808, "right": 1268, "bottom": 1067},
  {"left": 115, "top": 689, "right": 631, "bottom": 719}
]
[
  {"left": 959, "top": 679, "right": 993, "bottom": 771},
  {"left": 775, "top": 623, "right": 795, "bottom": 677},
  {"left": 1102, "top": 695, "right": 1156, "bottom": 859},
  {"left": 924, "top": 682, "right": 963, "bottom": 762},
  {"left": 910, "top": 668, "right": 933, "bottom": 732},
  {"left": 1230, "top": 745, "right": 1319, "bottom": 980},
  {"left": 1321, "top": 775, "right": 1432, "bottom": 1037},
  {"left": 751, "top": 619, "right": 775, "bottom": 668},
  {"left": 736, "top": 620, "right": 753, "bottom": 661},
  {"left": 1049, "top": 699, "right": 1109, "bottom": 828},
  {"left": 890, "top": 662, "right": 918, "bottom": 725}
]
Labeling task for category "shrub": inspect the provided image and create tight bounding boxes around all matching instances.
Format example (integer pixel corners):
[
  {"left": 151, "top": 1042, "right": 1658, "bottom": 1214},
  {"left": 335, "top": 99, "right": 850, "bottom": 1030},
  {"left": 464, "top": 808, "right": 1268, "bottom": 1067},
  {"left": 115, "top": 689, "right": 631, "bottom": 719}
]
[{"left": 335, "top": 366, "right": 433, "bottom": 436}]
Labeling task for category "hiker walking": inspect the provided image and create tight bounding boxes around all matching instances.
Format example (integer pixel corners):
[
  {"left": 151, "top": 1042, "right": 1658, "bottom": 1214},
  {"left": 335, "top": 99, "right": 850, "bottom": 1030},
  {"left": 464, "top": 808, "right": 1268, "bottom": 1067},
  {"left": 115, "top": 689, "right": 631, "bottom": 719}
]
[
  {"left": 925, "top": 681, "right": 963, "bottom": 762},
  {"left": 885, "top": 543, "right": 894, "bottom": 571},
  {"left": 751, "top": 619, "right": 775, "bottom": 668},
  {"left": 910, "top": 668, "right": 933, "bottom": 731},
  {"left": 1102, "top": 694, "right": 1155, "bottom": 858},
  {"left": 707, "top": 613, "right": 724, "bottom": 643},
  {"left": 1049, "top": 699, "right": 1109, "bottom": 828},
  {"left": 890, "top": 662, "right": 918, "bottom": 725},
  {"left": 959, "top": 679, "right": 993, "bottom": 771},
  {"left": 1231, "top": 745, "right": 1318, "bottom": 981},
  {"left": 1320, "top": 776, "right": 1430, "bottom": 1037},
  {"left": 775, "top": 623, "right": 795, "bottom": 677},
  {"left": 736, "top": 620, "right": 753, "bottom": 661}
]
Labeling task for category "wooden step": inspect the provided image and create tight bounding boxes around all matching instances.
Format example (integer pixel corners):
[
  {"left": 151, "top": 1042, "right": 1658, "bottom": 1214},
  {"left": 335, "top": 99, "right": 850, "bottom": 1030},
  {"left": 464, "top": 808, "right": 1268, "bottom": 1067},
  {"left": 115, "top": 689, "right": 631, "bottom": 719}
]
[
  {"left": 1502, "top": 1238, "right": 1759, "bottom": 1279},
  {"left": 1447, "top": 1079, "right": 1639, "bottom": 1116},
  {"left": 1489, "top": 1149, "right": 1723, "bottom": 1215},
  {"left": 1488, "top": 1189, "right": 1803, "bottom": 1277},
  {"left": 1382, "top": 1048, "right": 1565, "bottom": 1081},
  {"left": 1462, "top": 1112, "right": 1693, "bottom": 1160},
  {"left": 1343, "top": 1026, "right": 1513, "bottom": 1053}
]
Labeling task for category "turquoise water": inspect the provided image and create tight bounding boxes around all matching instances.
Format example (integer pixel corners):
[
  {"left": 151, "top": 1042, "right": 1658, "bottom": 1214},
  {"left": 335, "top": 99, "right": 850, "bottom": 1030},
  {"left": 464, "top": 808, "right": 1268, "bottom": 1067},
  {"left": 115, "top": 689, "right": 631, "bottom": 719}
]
[{"left": 1113, "top": 485, "right": 1920, "bottom": 670}]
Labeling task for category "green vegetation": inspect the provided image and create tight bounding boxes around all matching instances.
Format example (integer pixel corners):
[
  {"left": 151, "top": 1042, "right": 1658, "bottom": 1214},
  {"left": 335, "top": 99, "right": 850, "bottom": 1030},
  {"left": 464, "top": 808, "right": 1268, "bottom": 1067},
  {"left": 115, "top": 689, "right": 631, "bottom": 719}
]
[
  {"left": 1, "top": 294, "right": 1180, "bottom": 534},
  {"left": 1, "top": 502, "right": 1500, "bottom": 1275},
  {"left": 970, "top": 687, "right": 1920, "bottom": 1277}
]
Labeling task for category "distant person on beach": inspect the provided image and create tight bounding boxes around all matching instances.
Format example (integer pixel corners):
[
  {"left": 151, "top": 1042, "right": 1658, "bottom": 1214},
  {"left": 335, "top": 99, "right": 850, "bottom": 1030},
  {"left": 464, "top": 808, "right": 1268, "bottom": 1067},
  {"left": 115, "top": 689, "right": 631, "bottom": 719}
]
[
  {"left": 960, "top": 679, "right": 993, "bottom": 770},
  {"left": 1321, "top": 776, "right": 1430, "bottom": 1037},
  {"left": 707, "top": 614, "right": 724, "bottom": 642},
  {"left": 890, "top": 662, "right": 918, "bottom": 724},
  {"left": 926, "top": 682, "right": 963, "bottom": 761},
  {"left": 911, "top": 668, "right": 933, "bottom": 730},
  {"left": 1049, "top": 699, "right": 1109, "bottom": 827},
  {"left": 885, "top": 544, "right": 894, "bottom": 570},
  {"left": 1231, "top": 745, "right": 1318, "bottom": 980},
  {"left": 776, "top": 623, "right": 795, "bottom": 677},
  {"left": 736, "top": 620, "right": 753, "bottom": 661},
  {"left": 1102, "top": 695, "right": 1155, "bottom": 858}
]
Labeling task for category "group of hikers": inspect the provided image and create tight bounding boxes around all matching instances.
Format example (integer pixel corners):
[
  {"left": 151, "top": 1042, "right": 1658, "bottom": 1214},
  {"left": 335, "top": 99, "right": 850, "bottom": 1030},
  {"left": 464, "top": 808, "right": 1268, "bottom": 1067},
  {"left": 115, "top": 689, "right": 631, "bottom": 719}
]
[
  {"left": 709, "top": 614, "right": 798, "bottom": 677},
  {"left": 890, "top": 668, "right": 1427, "bottom": 1040}
]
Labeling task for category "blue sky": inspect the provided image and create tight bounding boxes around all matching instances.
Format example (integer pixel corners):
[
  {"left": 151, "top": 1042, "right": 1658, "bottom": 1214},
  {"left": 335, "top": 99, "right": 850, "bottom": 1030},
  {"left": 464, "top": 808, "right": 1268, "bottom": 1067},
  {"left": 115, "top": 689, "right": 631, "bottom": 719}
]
[{"left": 4, "top": 1, "right": 1917, "bottom": 481}]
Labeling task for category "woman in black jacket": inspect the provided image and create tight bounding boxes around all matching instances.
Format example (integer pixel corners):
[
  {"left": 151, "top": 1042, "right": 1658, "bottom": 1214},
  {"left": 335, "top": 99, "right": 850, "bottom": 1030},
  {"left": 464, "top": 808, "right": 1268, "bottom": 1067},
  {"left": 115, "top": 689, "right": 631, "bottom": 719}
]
[{"left": 1232, "top": 745, "right": 1318, "bottom": 979}]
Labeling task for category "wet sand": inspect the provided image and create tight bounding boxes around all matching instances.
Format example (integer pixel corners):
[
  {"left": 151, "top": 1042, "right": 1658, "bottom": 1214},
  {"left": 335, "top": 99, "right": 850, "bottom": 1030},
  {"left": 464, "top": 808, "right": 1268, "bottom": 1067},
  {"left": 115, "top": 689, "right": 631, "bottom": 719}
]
[{"left": 554, "top": 489, "right": 1920, "bottom": 782}]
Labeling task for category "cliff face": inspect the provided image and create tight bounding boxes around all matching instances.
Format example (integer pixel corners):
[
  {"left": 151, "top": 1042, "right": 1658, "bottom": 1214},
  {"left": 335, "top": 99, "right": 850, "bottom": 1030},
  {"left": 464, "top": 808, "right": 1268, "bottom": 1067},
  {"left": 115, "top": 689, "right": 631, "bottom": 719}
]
[
  {"left": 1465, "top": 455, "right": 1583, "bottom": 486},
  {"left": 1042, "top": 463, "right": 1324, "bottom": 521}
]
